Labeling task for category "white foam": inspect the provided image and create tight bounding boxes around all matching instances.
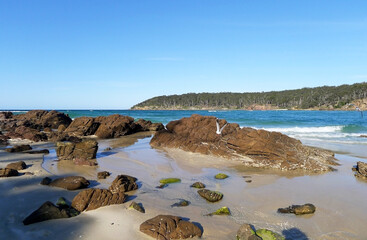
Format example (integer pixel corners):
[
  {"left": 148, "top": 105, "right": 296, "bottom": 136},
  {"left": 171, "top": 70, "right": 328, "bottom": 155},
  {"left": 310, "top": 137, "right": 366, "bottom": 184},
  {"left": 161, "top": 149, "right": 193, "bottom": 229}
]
[{"left": 263, "top": 125, "right": 343, "bottom": 133}]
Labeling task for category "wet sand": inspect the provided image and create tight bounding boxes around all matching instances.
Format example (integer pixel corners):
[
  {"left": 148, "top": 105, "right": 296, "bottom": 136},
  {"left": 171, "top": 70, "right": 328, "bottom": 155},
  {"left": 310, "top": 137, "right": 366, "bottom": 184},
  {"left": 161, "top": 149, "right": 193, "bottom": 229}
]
[{"left": 1, "top": 134, "right": 367, "bottom": 239}]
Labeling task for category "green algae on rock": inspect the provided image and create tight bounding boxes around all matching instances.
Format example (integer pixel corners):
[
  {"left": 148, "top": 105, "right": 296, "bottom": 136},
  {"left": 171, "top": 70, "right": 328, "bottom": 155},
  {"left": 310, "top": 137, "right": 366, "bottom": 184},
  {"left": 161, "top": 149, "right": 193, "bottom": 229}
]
[
  {"left": 159, "top": 178, "right": 181, "bottom": 184},
  {"left": 256, "top": 229, "right": 285, "bottom": 240},
  {"left": 206, "top": 206, "right": 230, "bottom": 216},
  {"left": 215, "top": 173, "right": 229, "bottom": 179},
  {"left": 190, "top": 182, "right": 206, "bottom": 188},
  {"left": 197, "top": 189, "right": 223, "bottom": 202}
]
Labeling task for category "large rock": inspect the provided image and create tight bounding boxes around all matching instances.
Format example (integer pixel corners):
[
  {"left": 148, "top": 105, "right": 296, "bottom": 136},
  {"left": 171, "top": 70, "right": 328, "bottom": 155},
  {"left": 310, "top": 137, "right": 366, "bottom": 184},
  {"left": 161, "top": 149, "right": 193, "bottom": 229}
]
[
  {"left": 56, "top": 139, "right": 98, "bottom": 164},
  {"left": 109, "top": 174, "right": 138, "bottom": 193},
  {"left": 354, "top": 161, "right": 367, "bottom": 179},
  {"left": 44, "top": 176, "right": 90, "bottom": 190},
  {"left": 136, "top": 119, "right": 165, "bottom": 131},
  {"left": 6, "top": 126, "right": 47, "bottom": 142},
  {"left": 23, "top": 201, "right": 79, "bottom": 225},
  {"left": 6, "top": 161, "right": 27, "bottom": 170},
  {"left": 0, "top": 168, "right": 19, "bottom": 177},
  {"left": 64, "top": 117, "right": 100, "bottom": 136},
  {"left": 140, "top": 215, "right": 202, "bottom": 240},
  {"left": 197, "top": 189, "right": 223, "bottom": 202},
  {"left": 5, "top": 145, "right": 32, "bottom": 153},
  {"left": 278, "top": 204, "right": 316, "bottom": 215},
  {"left": 13, "top": 110, "right": 72, "bottom": 130},
  {"left": 94, "top": 114, "right": 136, "bottom": 139},
  {"left": 150, "top": 115, "right": 338, "bottom": 172},
  {"left": 71, "top": 188, "right": 127, "bottom": 211}
]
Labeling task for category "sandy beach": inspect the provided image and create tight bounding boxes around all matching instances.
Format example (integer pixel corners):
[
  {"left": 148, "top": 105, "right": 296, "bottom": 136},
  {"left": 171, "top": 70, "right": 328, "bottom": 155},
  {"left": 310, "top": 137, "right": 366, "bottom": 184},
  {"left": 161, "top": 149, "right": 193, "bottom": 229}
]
[{"left": 1, "top": 133, "right": 367, "bottom": 240}]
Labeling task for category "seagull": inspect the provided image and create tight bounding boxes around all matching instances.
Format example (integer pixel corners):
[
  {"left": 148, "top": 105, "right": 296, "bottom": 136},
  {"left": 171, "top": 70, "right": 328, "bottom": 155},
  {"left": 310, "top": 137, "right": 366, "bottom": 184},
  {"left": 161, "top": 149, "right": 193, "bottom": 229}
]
[
  {"left": 350, "top": 104, "right": 363, "bottom": 118},
  {"left": 216, "top": 118, "right": 227, "bottom": 135}
]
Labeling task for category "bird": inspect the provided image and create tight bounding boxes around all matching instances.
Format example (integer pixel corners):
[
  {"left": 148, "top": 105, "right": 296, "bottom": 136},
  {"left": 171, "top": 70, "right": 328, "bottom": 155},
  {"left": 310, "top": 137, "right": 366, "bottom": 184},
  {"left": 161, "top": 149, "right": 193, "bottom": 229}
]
[
  {"left": 216, "top": 118, "right": 227, "bottom": 135},
  {"left": 349, "top": 104, "right": 363, "bottom": 118}
]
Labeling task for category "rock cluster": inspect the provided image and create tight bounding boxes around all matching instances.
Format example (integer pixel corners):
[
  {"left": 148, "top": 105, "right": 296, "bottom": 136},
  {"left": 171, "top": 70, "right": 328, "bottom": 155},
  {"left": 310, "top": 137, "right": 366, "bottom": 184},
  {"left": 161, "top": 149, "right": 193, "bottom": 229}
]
[{"left": 150, "top": 114, "right": 338, "bottom": 172}]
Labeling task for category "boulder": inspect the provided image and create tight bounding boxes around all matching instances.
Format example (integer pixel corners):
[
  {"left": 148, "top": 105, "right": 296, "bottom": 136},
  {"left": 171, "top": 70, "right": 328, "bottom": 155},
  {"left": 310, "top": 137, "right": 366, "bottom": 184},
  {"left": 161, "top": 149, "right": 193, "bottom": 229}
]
[
  {"left": 190, "top": 182, "right": 206, "bottom": 189},
  {"left": 94, "top": 114, "right": 136, "bottom": 139},
  {"left": 56, "top": 139, "right": 98, "bottom": 163},
  {"left": 97, "top": 171, "right": 111, "bottom": 179},
  {"left": 0, "top": 111, "right": 13, "bottom": 120},
  {"left": 6, "top": 161, "right": 27, "bottom": 170},
  {"left": 109, "top": 174, "right": 138, "bottom": 193},
  {"left": 278, "top": 204, "right": 316, "bottom": 215},
  {"left": 139, "top": 215, "right": 202, "bottom": 240},
  {"left": 13, "top": 110, "right": 72, "bottom": 130},
  {"left": 64, "top": 117, "right": 100, "bottom": 136},
  {"left": 40, "top": 177, "right": 52, "bottom": 185},
  {"left": 197, "top": 189, "right": 223, "bottom": 202},
  {"left": 5, "top": 144, "right": 32, "bottom": 153},
  {"left": 6, "top": 126, "right": 47, "bottom": 142},
  {"left": 45, "top": 176, "right": 90, "bottom": 190},
  {"left": 71, "top": 188, "right": 127, "bottom": 211},
  {"left": 136, "top": 119, "right": 165, "bottom": 131},
  {"left": 0, "top": 168, "right": 19, "bottom": 177},
  {"left": 23, "top": 201, "right": 79, "bottom": 225},
  {"left": 129, "top": 201, "right": 145, "bottom": 213},
  {"left": 353, "top": 161, "right": 367, "bottom": 179},
  {"left": 150, "top": 115, "right": 338, "bottom": 172}
]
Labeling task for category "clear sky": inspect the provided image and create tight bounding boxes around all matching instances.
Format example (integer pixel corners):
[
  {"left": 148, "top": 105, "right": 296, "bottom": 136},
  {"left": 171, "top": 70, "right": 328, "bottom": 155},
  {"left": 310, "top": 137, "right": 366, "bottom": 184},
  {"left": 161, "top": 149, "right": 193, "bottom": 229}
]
[{"left": 1, "top": 0, "right": 366, "bottom": 109}]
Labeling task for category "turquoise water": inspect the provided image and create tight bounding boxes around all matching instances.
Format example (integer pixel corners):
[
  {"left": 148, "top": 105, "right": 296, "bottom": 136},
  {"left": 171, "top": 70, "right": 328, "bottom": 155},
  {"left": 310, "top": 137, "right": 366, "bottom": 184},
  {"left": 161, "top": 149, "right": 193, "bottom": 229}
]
[{"left": 9, "top": 109, "right": 367, "bottom": 146}]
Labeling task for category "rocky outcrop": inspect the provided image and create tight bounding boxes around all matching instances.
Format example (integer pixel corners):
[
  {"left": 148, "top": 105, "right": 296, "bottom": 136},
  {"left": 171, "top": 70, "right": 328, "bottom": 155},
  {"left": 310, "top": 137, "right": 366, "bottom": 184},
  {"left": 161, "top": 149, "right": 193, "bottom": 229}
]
[
  {"left": 108, "top": 174, "right": 138, "bottom": 193},
  {"left": 139, "top": 215, "right": 203, "bottom": 240},
  {"left": 5, "top": 145, "right": 32, "bottom": 153},
  {"left": 0, "top": 168, "right": 19, "bottom": 177},
  {"left": 6, "top": 161, "right": 27, "bottom": 170},
  {"left": 136, "top": 119, "right": 165, "bottom": 131},
  {"left": 94, "top": 114, "right": 136, "bottom": 139},
  {"left": 71, "top": 188, "right": 127, "bottom": 211},
  {"left": 278, "top": 204, "right": 316, "bottom": 215},
  {"left": 150, "top": 115, "right": 338, "bottom": 172},
  {"left": 23, "top": 201, "right": 79, "bottom": 225},
  {"left": 6, "top": 126, "right": 47, "bottom": 142},
  {"left": 43, "top": 176, "right": 90, "bottom": 190},
  {"left": 198, "top": 189, "right": 223, "bottom": 202},
  {"left": 56, "top": 139, "right": 98, "bottom": 165},
  {"left": 64, "top": 117, "right": 100, "bottom": 136},
  {"left": 13, "top": 110, "right": 72, "bottom": 130},
  {"left": 353, "top": 161, "right": 367, "bottom": 179}
]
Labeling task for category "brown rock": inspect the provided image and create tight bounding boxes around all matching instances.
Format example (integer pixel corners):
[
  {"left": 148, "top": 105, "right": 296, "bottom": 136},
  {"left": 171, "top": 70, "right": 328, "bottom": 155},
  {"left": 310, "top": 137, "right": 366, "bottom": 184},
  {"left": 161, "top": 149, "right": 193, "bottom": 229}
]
[
  {"left": 71, "top": 188, "right": 127, "bottom": 211},
  {"left": 58, "top": 124, "right": 67, "bottom": 132},
  {"left": 278, "top": 203, "right": 316, "bottom": 215},
  {"left": 0, "top": 133, "right": 9, "bottom": 145},
  {"left": 6, "top": 161, "right": 27, "bottom": 170},
  {"left": 109, "top": 174, "right": 138, "bottom": 193},
  {"left": 48, "top": 176, "right": 90, "bottom": 190},
  {"left": 13, "top": 110, "right": 72, "bottom": 130},
  {"left": 237, "top": 223, "right": 257, "bottom": 240},
  {"left": 150, "top": 115, "right": 338, "bottom": 172},
  {"left": 0, "top": 168, "right": 19, "bottom": 177},
  {"left": 64, "top": 117, "right": 100, "bottom": 136},
  {"left": 94, "top": 114, "right": 136, "bottom": 139},
  {"left": 197, "top": 189, "right": 223, "bottom": 202},
  {"left": 97, "top": 171, "right": 111, "bottom": 179},
  {"left": 56, "top": 139, "right": 98, "bottom": 163},
  {"left": 354, "top": 161, "right": 367, "bottom": 179},
  {"left": 5, "top": 144, "right": 32, "bottom": 153},
  {"left": 140, "top": 215, "right": 202, "bottom": 240},
  {"left": 6, "top": 126, "right": 47, "bottom": 142},
  {"left": 24, "top": 149, "right": 50, "bottom": 154},
  {"left": 136, "top": 119, "right": 165, "bottom": 131},
  {"left": 0, "top": 111, "right": 13, "bottom": 120}
]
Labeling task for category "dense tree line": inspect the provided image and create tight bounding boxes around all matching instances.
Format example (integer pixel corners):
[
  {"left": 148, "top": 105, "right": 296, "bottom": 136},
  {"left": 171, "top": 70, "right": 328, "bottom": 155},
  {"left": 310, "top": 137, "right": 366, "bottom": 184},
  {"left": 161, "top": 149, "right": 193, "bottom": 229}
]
[{"left": 132, "top": 82, "right": 367, "bottom": 110}]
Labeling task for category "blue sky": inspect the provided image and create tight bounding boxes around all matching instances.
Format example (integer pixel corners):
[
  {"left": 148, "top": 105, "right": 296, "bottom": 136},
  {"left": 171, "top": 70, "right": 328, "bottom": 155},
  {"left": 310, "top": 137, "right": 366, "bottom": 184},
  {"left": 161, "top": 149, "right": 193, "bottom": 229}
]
[{"left": 1, "top": 0, "right": 366, "bottom": 109}]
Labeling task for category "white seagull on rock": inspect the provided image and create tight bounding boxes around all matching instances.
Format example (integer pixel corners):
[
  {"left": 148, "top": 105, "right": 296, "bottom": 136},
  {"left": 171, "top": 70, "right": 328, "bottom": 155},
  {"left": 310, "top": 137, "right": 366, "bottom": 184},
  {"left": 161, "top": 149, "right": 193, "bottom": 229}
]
[{"left": 216, "top": 118, "right": 227, "bottom": 135}]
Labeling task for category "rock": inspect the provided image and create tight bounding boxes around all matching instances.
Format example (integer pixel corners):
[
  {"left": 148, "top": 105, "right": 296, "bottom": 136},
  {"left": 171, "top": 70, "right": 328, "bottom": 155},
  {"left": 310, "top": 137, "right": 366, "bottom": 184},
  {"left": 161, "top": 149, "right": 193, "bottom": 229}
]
[
  {"left": 23, "top": 201, "right": 79, "bottom": 225},
  {"left": 150, "top": 115, "right": 338, "bottom": 172},
  {"left": 97, "top": 171, "right": 111, "bottom": 179},
  {"left": 5, "top": 144, "right": 32, "bottom": 153},
  {"left": 156, "top": 184, "right": 168, "bottom": 189},
  {"left": 278, "top": 203, "right": 316, "bottom": 215},
  {"left": 191, "top": 182, "right": 206, "bottom": 188},
  {"left": 13, "top": 110, "right": 72, "bottom": 130},
  {"left": 0, "top": 134, "right": 9, "bottom": 145},
  {"left": 243, "top": 176, "right": 252, "bottom": 178},
  {"left": 206, "top": 206, "right": 230, "bottom": 216},
  {"left": 215, "top": 173, "right": 228, "bottom": 179},
  {"left": 360, "top": 135, "right": 367, "bottom": 138},
  {"left": 109, "top": 174, "right": 138, "bottom": 193},
  {"left": 0, "top": 168, "right": 19, "bottom": 177},
  {"left": 94, "top": 114, "right": 136, "bottom": 139},
  {"left": 56, "top": 139, "right": 98, "bottom": 163},
  {"left": 136, "top": 119, "right": 165, "bottom": 131},
  {"left": 58, "top": 124, "right": 66, "bottom": 132},
  {"left": 129, "top": 201, "right": 145, "bottom": 213},
  {"left": 56, "top": 197, "right": 68, "bottom": 207},
  {"left": 0, "top": 111, "right": 13, "bottom": 120},
  {"left": 255, "top": 229, "right": 285, "bottom": 240},
  {"left": 71, "top": 188, "right": 127, "bottom": 211},
  {"left": 353, "top": 161, "right": 367, "bottom": 179},
  {"left": 104, "top": 147, "right": 112, "bottom": 151},
  {"left": 246, "top": 180, "right": 252, "bottom": 183},
  {"left": 159, "top": 178, "right": 181, "bottom": 184},
  {"left": 43, "top": 127, "right": 52, "bottom": 133},
  {"left": 24, "top": 149, "right": 50, "bottom": 154},
  {"left": 40, "top": 177, "right": 52, "bottom": 185},
  {"left": 6, "top": 126, "right": 47, "bottom": 142},
  {"left": 237, "top": 224, "right": 258, "bottom": 240},
  {"left": 64, "top": 117, "right": 100, "bottom": 136},
  {"left": 6, "top": 161, "right": 27, "bottom": 170},
  {"left": 198, "top": 189, "right": 223, "bottom": 202},
  {"left": 171, "top": 199, "right": 190, "bottom": 207},
  {"left": 139, "top": 215, "right": 202, "bottom": 240},
  {"left": 47, "top": 176, "right": 90, "bottom": 190}
]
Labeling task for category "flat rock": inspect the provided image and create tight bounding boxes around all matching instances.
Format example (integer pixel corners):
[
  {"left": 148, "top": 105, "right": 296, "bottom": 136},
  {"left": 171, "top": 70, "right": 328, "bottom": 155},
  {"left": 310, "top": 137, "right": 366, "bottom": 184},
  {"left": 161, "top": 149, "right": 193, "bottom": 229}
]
[
  {"left": 190, "top": 182, "right": 206, "bottom": 188},
  {"left": 197, "top": 189, "right": 223, "bottom": 202},
  {"left": 278, "top": 203, "right": 316, "bottom": 215},
  {"left": 5, "top": 145, "right": 32, "bottom": 153},
  {"left": 139, "top": 215, "right": 202, "bottom": 240},
  {"left": 6, "top": 161, "right": 27, "bottom": 170},
  {"left": 71, "top": 188, "right": 127, "bottom": 211},
  {"left": 47, "top": 176, "right": 90, "bottom": 190},
  {"left": 150, "top": 115, "right": 338, "bottom": 172},
  {"left": 171, "top": 199, "right": 190, "bottom": 208},
  {"left": 0, "top": 168, "right": 19, "bottom": 177},
  {"left": 109, "top": 174, "right": 138, "bottom": 193}
]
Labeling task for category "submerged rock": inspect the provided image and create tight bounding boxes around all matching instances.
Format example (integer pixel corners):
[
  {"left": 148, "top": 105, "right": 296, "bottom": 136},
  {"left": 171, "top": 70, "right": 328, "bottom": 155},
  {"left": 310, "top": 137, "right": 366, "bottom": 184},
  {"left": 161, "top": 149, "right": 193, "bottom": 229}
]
[
  {"left": 150, "top": 115, "right": 338, "bottom": 172},
  {"left": 139, "top": 215, "right": 202, "bottom": 240},
  {"left": 353, "top": 161, "right": 367, "bottom": 179},
  {"left": 171, "top": 199, "right": 190, "bottom": 208},
  {"left": 198, "top": 189, "right": 223, "bottom": 202},
  {"left": 6, "top": 161, "right": 27, "bottom": 170},
  {"left": 97, "top": 171, "right": 111, "bottom": 179},
  {"left": 45, "top": 176, "right": 90, "bottom": 190},
  {"left": 5, "top": 145, "right": 32, "bottom": 153},
  {"left": 278, "top": 203, "right": 316, "bottom": 215},
  {"left": 71, "top": 188, "right": 127, "bottom": 211},
  {"left": 129, "top": 201, "right": 145, "bottom": 213},
  {"left": 109, "top": 174, "right": 138, "bottom": 193},
  {"left": 190, "top": 182, "right": 206, "bottom": 188},
  {"left": 0, "top": 168, "right": 19, "bottom": 177}
]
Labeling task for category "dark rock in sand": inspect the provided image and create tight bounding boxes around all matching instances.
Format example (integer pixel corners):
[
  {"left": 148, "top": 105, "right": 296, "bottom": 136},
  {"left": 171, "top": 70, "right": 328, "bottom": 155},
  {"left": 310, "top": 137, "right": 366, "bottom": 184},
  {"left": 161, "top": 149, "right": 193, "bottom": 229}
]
[
  {"left": 198, "top": 189, "right": 223, "bottom": 202},
  {"left": 97, "top": 171, "right": 111, "bottom": 179},
  {"left": 56, "top": 139, "right": 98, "bottom": 164},
  {"left": 353, "top": 161, "right": 367, "bottom": 179},
  {"left": 278, "top": 203, "right": 316, "bottom": 215},
  {"left": 23, "top": 201, "right": 79, "bottom": 225},
  {"left": 71, "top": 188, "right": 127, "bottom": 211},
  {"left": 5, "top": 144, "right": 32, "bottom": 153},
  {"left": 139, "top": 215, "right": 202, "bottom": 240},
  {"left": 6, "top": 161, "right": 27, "bottom": 170},
  {"left": 24, "top": 149, "right": 50, "bottom": 154},
  {"left": 104, "top": 147, "right": 112, "bottom": 151},
  {"left": 94, "top": 114, "right": 136, "bottom": 139},
  {"left": 246, "top": 180, "right": 252, "bottom": 183},
  {"left": 6, "top": 126, "right": 47, "bottom": 142},
  {"left": 171, "top": 199, "right": 190, "bottom": 208},
  {"left": 0, "top": 168, "right": 19, "bottom": 177},
  {"left": 47, "top": 176, "right": 90, "bottom": 190},
  {"left": 150, "top": 114, "right": 338, "bottom": 172},
  {"left": 191, "top": 182, "right": 206, "bottom": 188},
  {"left": 40, "top": 177, "right": 52, "bottom": 185},
  {"left": 109, "top": 174, "right": 138, "bottom": 193},
  {"left": 136, "top": 119, "right": 165, "bottom": 131},
  {"left": 64, "top": 117, "right": 100, "bottom": 136},
  {"left": 129, "top": 201, "right": 145, "bottom": 213},
  {"left": 237, "top": 223, "right": 259, "bottom": 240}
]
